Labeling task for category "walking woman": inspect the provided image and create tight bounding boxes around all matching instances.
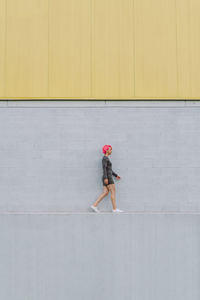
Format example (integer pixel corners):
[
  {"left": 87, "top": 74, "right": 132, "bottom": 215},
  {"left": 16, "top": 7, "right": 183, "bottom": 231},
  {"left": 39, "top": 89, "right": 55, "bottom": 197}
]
[{"left": 91, "top": 145, "right": 123, "bottom": 213}]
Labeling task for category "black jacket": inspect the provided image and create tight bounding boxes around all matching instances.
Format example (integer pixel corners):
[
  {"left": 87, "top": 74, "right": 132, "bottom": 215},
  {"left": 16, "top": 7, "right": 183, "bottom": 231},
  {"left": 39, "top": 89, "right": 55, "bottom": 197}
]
[{"left": 102, "top": 156, "right": 118, "bottom": 179}]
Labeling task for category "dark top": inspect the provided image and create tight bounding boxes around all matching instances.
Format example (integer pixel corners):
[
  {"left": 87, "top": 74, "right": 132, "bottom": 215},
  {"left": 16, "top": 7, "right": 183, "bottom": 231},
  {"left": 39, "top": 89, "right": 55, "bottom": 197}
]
[{"left": 102, "top": 156, "right": 118, "bottom": 179}]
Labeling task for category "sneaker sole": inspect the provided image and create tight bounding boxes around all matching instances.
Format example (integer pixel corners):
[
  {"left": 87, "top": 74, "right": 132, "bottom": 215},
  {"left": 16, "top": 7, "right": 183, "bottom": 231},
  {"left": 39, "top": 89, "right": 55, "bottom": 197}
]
[{"left": 90, "top": 207, "right": 100, "bottom": 213}]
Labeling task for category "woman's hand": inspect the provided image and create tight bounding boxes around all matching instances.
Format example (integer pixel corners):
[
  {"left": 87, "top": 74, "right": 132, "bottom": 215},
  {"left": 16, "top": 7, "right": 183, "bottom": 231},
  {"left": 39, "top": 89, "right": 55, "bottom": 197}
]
[
  {"left": 116, "top": 176, "right": 121, "bottom": 180},
  {"left": 104, "top": 178, "right": 108, "bottom": 185}
]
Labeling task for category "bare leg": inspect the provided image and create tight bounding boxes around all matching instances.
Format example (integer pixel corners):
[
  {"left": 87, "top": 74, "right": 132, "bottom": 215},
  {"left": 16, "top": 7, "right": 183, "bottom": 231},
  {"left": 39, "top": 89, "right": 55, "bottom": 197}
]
[
  {"left": 93, "top": 186, "right": 109, "bottom": 207},
  {"left": 107, "top": 184, "right": 117, "bottom": 210}
]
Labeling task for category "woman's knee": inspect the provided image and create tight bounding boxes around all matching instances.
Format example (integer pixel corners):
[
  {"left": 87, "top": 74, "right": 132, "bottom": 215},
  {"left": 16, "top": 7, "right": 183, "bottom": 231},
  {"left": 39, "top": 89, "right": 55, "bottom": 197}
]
[{"left": 103, "top": 188, "right": 109, "bottom": 195}]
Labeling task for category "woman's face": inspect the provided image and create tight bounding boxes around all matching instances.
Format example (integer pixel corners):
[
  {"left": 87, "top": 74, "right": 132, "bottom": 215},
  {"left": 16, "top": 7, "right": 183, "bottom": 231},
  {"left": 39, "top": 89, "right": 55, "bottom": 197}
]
[{"left": 107, "top": 147, "right": 112, "bottom": 155}]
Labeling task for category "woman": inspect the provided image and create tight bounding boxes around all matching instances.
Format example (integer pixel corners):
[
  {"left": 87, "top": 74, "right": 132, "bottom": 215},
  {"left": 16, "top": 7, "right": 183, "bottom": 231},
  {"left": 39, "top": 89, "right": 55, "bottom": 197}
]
[{"left": 90, "top": 145, "right": 123, "bottom": 213}]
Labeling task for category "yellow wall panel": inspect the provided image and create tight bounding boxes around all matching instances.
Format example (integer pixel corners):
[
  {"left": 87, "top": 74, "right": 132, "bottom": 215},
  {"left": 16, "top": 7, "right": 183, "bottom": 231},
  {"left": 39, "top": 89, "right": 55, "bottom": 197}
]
[
  {"left": 1, "top": 0, "right": 200, "bottom": 99},
  {"left": 6, "top": 0, "right": 48, "bottom": 97},
  {"left": 190, "top": 0, "right": 200, "bottom": 97},
  {"left": 49, "top": 0, "right": 91, "bottom": 98},
  {"left": 0, "top": 0, "right": 6, "bottom": 97},
  {"left": 176, "top": 0, "right": 190, "bottom": 97},
  {"left": 176, "top": 0, "right": 200, "bottom": 98},
  {"left": 134, "top": 0, "right": 178, "bottom": 98},
  {"left": 93, "top": 0, "right": 135, "bottom": 98}
]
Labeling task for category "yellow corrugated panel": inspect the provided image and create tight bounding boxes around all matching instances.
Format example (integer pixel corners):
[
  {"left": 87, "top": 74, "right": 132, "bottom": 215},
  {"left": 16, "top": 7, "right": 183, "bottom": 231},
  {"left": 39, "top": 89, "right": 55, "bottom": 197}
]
[
  {"left": 176, "top": 0, "right": 200, "bottom": 98},
  {"left": 1, "top": 0, "right": 200, "bottom": 99},
  {"left": 6, "top": 0, "right": 48, "bottom": 97},
  {"left": 92, "top": 0, "right": 135, "bottom": 98},
  {"left": 135, "top": 0, "right": 178, "bottom": 98},
  {"left": 0, "top": 0, "right": 6, "bottom": 97},
  {"left": 49, "top": 0, "right": 91, "bottom": 98}
]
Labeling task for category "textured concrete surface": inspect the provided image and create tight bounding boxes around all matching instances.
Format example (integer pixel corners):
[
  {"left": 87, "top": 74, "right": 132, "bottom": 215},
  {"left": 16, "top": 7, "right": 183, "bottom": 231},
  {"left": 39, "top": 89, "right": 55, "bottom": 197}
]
[
  {"left": 0, "top": 213, "right": 199, "bottom": 300},
  {"left": 0, "top": 101, "right": 200, "bottom": 300},
  {"left": 0, "top": 101, "right": 200, "bottom": 211}
]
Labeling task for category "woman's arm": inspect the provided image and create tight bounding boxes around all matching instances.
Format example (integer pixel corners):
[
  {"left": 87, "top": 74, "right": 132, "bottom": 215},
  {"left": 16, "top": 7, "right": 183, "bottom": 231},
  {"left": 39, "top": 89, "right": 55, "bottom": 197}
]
[{"left": 112, "top": 170, "right": 118, "bottom": 177}]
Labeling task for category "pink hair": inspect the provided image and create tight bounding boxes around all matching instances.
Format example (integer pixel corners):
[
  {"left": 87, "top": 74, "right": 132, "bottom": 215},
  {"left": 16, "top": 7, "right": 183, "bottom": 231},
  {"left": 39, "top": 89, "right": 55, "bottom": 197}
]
[{"left": 102, "top": 145, "right": 112, "bottom": 154}]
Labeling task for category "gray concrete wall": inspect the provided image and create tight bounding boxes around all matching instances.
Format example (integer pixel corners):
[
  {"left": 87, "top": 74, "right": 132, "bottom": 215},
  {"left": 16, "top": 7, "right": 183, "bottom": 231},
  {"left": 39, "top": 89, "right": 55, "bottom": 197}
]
[
  {"left": 0, "top": 213, "right": 200, "bottom": 300},
  {"left": 0, "top": 101, "right": 200, "bottom": 300},
  {"left": 0, "top": 100, "right": 200, "bottom": 211}
]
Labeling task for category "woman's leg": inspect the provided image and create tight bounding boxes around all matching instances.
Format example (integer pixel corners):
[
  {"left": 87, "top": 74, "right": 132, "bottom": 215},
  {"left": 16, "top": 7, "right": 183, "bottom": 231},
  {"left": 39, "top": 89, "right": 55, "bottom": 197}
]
[
  {"left": 107, "top": 184, "right": 117, "bottom": 210},
  {"left": 93, "top": 186, "right": 109, "bottom": 207}
]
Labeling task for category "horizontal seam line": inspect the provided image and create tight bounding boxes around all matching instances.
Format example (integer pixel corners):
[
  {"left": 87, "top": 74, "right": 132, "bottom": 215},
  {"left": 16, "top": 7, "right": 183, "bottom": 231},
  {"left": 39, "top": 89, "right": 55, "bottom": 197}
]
[{"left": 0, "top": 211, "right": 199, "bottom": 215}]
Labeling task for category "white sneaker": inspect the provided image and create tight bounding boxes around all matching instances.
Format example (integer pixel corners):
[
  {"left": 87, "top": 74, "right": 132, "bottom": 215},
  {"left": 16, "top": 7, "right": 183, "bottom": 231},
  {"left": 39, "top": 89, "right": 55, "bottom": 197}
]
[
  {"left": 90, "top": 205, "right": 100, "bottom": 213},
  {"left": 112, "top": 208, "right": 123, "bottom": 213}
]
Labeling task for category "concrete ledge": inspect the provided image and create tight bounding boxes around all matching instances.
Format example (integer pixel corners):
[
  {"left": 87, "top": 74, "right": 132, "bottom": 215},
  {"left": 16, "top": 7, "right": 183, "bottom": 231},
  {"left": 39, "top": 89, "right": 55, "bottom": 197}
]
[
  {"left": 0, "top": 99, "right": 199, "bottom": 107},
  {"left": 0, "top": 211, "right": 200, "bottom": 215}
]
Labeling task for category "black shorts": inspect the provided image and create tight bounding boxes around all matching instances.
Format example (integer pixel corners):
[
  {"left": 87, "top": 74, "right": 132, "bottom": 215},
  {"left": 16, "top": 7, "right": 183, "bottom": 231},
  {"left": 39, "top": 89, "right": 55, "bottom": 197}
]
[{"left": 102, "top": 176, "right": 114, "bottom": 186}]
